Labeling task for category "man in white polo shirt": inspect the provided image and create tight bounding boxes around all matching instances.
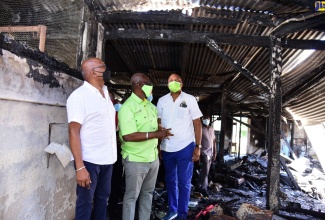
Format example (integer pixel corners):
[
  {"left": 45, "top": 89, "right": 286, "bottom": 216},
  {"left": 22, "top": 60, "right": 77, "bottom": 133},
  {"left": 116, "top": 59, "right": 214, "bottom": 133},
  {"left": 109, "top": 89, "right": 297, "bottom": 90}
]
[
  {"left": 157, "top": 74, "right": 202, "bottom": 220},
  {"left": 67, "top": 57, "right": 117, "bottom": 220}
]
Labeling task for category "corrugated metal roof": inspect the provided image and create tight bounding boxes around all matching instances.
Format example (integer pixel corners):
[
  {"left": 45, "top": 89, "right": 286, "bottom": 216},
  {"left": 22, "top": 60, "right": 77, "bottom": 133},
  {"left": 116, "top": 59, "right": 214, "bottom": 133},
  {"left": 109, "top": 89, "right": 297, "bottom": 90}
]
[
  {"left": 93, "top": 0, "right": 325, "bottom": 125},
  {"left": 1, "top": 0, "right": 324, "bottom": 125}
]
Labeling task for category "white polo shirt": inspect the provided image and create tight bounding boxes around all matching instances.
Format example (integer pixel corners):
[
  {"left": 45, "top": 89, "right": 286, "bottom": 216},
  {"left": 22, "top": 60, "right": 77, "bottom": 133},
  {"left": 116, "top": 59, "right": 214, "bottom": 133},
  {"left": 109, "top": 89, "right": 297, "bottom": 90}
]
[
  {"left": 67, "top": 81, "right": 117, "bottom": 165},
  {"left": 157, "top": 91, "right": 202, "bottom": 152}
]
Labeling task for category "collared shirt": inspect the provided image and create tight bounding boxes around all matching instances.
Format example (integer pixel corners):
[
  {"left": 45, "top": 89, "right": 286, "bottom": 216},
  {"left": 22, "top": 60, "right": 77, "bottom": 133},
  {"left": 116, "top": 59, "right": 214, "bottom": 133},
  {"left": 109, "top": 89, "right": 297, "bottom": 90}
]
[
  {"left": 118, "top": 93, "right": 158, "bottom": 162},
  {"left": 157, "top": 91, "right": 202, "bottom": 152},
  {"left": 201, "top": 125, "right": 215, "bottom": 156},
  {"left": 67, "top": 81, "right": 117, "bottom": 165}
]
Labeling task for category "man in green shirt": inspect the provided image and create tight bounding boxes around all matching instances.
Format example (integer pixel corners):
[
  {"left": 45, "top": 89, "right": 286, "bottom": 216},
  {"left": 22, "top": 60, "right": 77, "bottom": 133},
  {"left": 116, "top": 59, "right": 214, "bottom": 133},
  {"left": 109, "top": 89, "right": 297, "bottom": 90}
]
[{"left": 118, "top": 73, "right": 172, "bottom": 220}]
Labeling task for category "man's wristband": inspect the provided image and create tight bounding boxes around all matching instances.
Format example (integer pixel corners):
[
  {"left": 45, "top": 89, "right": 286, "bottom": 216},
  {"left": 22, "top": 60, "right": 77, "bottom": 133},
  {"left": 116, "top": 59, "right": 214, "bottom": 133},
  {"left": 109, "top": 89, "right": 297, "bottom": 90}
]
[
  {"left": 195, "top": 144, "right": 202, "bottom": 149},
  {"left": 76, "top": 166, "right": 86, "bottom": 172}
]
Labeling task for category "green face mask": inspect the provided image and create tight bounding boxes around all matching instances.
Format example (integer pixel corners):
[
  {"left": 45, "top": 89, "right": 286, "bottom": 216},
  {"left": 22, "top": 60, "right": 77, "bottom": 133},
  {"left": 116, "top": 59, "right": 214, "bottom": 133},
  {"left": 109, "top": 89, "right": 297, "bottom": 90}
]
[
  {"left": 142, "top": 84, "right": 153, "bottom": 98},
  {"left": 168, "top": 81, "right": 181, "bottom": 93}
]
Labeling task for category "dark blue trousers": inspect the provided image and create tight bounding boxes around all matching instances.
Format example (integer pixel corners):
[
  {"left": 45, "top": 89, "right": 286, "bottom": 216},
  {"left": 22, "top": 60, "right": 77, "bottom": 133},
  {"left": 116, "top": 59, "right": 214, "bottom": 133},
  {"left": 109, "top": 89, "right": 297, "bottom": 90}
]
[
  {"left": 162, "top": 142, "right": 195, "bottom": 218},
  {"left": 75, "top": 161, "right": 113, "bottom": 220}
]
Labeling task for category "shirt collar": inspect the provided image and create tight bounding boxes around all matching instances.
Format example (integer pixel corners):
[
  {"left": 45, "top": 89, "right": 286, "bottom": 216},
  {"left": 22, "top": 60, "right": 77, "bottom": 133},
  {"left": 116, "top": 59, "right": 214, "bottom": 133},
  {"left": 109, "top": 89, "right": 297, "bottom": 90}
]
[
  {"left": 84, "top": 81, "right": 108, "bottom": 98},
  {"left": 130, "top": 92, "right": 146, "bottom": 104},
  {"left": 169, "top": 91, "right": 183, "bottom": 101}
]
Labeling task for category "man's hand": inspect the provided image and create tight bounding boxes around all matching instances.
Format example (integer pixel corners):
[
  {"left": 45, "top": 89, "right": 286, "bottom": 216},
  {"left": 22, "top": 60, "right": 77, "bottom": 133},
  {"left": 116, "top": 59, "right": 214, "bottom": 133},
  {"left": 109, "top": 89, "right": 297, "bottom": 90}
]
[
  {"left": 192, "top": 147, "right": 200, "bottom": 162},
  {"left": 76, "top": 168, "right": 92, "bottom": 189},
  {"left": 155, "top": 128, "right": 173, "bottom": 140}
]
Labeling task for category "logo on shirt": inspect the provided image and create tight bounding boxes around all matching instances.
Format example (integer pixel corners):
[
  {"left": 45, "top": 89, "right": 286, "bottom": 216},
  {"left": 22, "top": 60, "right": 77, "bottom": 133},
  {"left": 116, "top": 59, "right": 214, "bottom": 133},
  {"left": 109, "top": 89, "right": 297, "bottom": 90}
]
[
  {"left": 315, "top": 1, "right": 325, "bottom": 11},
  {"left": 180, "top": 101, "right": 187, "bottom": 108}
]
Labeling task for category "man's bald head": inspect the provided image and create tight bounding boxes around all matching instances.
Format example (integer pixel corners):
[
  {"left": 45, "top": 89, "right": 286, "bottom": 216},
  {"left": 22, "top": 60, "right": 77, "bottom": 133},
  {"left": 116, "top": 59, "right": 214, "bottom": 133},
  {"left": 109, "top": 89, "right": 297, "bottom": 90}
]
[
  {"left": 131, "top": 73, "right": 149, "bottom": 89},
  {"left": 81, "top": 58, "right": 105, "bottom": 80}
]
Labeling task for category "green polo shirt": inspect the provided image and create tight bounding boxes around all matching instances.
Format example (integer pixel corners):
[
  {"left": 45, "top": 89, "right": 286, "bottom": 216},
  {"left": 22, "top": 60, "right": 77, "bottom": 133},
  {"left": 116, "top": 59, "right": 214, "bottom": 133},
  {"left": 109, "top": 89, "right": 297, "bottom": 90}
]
[{"left": 118, "top": 93, "right": 158, "bottom": 162}]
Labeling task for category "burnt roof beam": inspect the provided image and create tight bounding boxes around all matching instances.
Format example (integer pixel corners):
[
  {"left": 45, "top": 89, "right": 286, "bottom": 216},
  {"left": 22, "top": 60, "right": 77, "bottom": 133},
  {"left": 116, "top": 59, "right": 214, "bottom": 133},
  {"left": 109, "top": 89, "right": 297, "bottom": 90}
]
[
  {"left": 205, "top": 37, "right": 271, "bottom": 94},
  {"left": 105, "top": 29, "right": 325, "bottom": 50},
  {"left": 272, "top": 13, "right": 325, "bottom": 38},
  {"left": 99, "top": 12, "right": 240, "bottom": 26},
  {"left": 110, "top": 84, "right": 222, "bottom": 93}
]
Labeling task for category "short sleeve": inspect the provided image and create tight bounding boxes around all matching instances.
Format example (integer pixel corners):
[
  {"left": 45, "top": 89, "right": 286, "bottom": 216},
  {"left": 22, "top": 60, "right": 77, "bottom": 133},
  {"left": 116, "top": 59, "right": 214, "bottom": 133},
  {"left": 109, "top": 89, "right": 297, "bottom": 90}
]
[
  {"left": 189, "top": 96, "right": 203, "bottom": 120},
  {"left": 66, "top": 93, "right": 86, "bottom": 124},
  {"left": 157, "top": 98, "right": 163, "bottom": 118},
  {"left": 118, "top": 104, "right": 139, "bottom": 136},
  {"left": 211, "top": 128, "right": 216, "bottom": 139}
]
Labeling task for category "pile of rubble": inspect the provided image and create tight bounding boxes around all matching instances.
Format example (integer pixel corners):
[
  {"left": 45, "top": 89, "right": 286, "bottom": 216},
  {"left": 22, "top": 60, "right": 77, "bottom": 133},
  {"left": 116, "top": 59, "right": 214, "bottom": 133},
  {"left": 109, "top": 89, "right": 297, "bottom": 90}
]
[{"left": 152, "top": 153, "right": 325, "bottom": 220}]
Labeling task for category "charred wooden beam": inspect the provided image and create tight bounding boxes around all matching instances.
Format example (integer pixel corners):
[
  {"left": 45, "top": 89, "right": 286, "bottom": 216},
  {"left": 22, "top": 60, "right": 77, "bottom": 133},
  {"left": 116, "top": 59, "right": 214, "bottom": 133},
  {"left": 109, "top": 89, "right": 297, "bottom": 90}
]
[
  {"left": 105, "top": 29, "right": 325, "bottom": 50},
  {"left": 0, "top": 34, "right": 82, "bottom": 80},
  {"left": 279, "top": 158, "right": 300, "bottom": 190},
  {"left": 110, "top": 84, "right": 222, "bottom": 93},
  {"left": 280, "top": 207, "right": 325, "bottom": 219},
  {"left": 250, "top": 112, "right": 266, "bottom": 133},
  {"left": 272, "top": 13, "right": 325, "bottom": 38},
  {"left": 283, "top": 39, "right": 325, "bottom": 50},
  {"left": 106, "top": 29, "right": 269, "bottom": 47},
  {"left": 283, "top": 62, "right": 325, "bottom": 105},
  {"left": 99, "top": 12, "right": 240, "bottom": 26},
  {"left": 247, "top": 14, "right": 277, "bottom": 27},
  {"left": 218, "top": 89, "right": 228, "bottom": 172},
  {"left": 266, "top": 36, "right": 282, "bottom": 213},
  {"left": 205, "top": 37, "right": 271, "bottom": 94}
]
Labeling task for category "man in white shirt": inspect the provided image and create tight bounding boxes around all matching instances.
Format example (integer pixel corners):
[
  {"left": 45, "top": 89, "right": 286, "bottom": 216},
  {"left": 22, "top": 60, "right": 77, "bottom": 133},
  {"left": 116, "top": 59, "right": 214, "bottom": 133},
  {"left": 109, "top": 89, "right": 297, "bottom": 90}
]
[
  {"left": 67, "top": 58, "right": 117, "bottom": 220},
  {"left": 157, "top": 74, "right": 202, "bottom": 220}
]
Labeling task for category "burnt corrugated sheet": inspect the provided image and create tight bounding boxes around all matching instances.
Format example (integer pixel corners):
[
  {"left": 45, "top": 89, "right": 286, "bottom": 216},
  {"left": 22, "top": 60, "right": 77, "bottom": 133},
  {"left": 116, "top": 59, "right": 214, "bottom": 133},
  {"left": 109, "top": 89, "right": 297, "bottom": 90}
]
[
  {"left": 94, "top": 0, "right": 325, "bottom": 125},
  {"left": 1, "top": 0, "right": 324, "bottom": 125}
]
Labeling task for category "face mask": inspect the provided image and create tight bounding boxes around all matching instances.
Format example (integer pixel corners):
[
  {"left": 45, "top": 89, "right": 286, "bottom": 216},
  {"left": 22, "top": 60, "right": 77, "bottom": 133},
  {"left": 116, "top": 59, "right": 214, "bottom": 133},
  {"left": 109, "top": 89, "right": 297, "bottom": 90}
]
[
  {"left": 96, "top": 70, "right": 111, "bottom": 83},
  {"left": 142, "top": 84, "right": 153, "bottom": 98},
  {"left": 114, "top": 103, "right": 122, "bottom": 112},
  {"left": 203, "top": 119, "right": 210, "bottom": 126},
  {"left": 147, "top": 94, "right": 153, "bottom": 102},
  {"left": 168, "top": 81, "right": 181, "bottom": 93}
]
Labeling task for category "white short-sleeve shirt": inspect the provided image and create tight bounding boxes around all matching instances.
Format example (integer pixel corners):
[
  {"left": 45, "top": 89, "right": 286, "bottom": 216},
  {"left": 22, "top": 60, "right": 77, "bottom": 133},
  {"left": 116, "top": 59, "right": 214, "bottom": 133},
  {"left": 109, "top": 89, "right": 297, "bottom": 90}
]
[
  {"left": 67, "top": 81, "right": 117, "bottom": 165},
  {"left": 157, "top": 91, "right": 202, "bottom": 152}
]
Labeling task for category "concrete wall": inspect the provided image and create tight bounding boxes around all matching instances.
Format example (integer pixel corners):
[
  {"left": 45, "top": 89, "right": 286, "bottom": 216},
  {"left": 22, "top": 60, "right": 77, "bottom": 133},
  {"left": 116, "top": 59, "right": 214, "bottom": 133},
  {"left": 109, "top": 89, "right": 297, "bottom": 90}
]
[{"left": 0, "top": 49, "right": 82, "bottom": 219}]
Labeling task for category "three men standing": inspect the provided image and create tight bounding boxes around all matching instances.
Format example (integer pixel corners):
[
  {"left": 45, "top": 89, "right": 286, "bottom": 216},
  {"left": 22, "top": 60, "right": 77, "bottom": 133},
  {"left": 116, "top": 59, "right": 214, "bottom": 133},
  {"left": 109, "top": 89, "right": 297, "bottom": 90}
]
[{"left": 68, "top": 62, "right": 206, "bottom": 220}]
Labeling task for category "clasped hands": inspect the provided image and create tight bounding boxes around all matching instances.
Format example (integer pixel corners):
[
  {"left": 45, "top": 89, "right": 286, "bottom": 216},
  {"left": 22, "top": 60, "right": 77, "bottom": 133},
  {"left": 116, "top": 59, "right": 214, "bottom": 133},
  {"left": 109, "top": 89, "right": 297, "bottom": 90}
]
[{"left": 156, "top": 126, "right": 173, "bottom": 140}]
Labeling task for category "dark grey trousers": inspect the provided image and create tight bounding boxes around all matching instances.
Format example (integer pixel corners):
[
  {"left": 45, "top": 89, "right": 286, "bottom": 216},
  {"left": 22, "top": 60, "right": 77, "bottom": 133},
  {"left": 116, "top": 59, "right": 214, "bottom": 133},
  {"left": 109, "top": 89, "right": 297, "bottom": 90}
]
[{"left": 198, "top": 155, "right": 212, "bottom": 190}]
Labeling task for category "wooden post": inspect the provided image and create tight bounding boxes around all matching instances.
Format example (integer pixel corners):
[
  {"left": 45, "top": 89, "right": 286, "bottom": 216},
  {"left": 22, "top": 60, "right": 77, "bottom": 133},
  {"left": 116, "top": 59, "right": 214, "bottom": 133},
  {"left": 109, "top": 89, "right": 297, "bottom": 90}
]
[
  {"left": 217, "top": 89, "right": 228, "bottom": 172},
  {"left": 266, "top": 35, "right": 282, "bottom": 212}
]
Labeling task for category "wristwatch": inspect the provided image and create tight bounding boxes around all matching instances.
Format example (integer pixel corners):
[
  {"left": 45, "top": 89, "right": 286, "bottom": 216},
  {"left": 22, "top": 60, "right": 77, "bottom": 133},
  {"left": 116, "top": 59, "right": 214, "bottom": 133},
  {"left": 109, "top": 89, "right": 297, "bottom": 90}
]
[{"left": 195, "top": 144, "right": 202, "bottom": 149}]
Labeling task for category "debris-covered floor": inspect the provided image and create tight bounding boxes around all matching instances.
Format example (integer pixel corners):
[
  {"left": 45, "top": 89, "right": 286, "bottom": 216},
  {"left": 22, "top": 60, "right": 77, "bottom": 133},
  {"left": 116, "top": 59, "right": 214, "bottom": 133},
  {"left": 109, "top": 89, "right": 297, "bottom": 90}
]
[{"left": 108, "top": 153, "right": 325, "bottom": 220}]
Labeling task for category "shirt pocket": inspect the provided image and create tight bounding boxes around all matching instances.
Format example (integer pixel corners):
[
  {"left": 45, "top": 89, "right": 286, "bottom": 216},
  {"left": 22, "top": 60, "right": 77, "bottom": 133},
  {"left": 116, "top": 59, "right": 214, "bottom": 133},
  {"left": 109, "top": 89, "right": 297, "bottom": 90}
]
[{"left": 177, "top": 107, "right": 190, "bottom": 119}]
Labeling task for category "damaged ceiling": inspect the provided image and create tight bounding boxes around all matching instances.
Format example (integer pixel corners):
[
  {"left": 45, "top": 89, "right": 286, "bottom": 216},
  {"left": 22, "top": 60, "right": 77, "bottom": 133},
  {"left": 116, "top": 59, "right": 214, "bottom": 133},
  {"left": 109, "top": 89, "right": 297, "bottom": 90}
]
[
  {"left": 90, "top": 0, "right": 325, "bottom": 125},
  {"left": 1, "top": 0, "right": 325, "bottom": 125}
]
